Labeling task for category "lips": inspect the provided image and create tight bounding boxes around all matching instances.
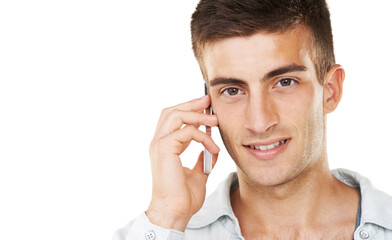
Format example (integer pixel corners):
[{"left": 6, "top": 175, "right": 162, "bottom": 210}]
[{"left": 244, "top": 138, "right": 290, "bottom": 160}]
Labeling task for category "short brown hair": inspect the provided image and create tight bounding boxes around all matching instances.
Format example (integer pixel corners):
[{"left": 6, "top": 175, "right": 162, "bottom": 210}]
[{"left": 191, "top": 0, "right": 335, "bottom": 85}]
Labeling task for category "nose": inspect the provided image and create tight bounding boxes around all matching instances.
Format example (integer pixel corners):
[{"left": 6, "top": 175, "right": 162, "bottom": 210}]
[{"left": 244, "top": 93, "right": 279, "bottom": 134}]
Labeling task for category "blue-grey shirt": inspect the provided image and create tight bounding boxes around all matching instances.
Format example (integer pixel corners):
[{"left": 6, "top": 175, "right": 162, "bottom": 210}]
[{"left": 114, "top": 169, "right": 392, "bottom": 240}]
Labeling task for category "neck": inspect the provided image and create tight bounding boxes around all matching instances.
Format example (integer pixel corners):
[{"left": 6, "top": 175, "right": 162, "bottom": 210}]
[{"left": 230, "top": 157, "right": 359, "bottom": 238}]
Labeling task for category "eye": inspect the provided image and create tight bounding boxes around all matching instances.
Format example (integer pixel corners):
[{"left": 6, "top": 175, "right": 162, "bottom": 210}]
[
  {"left": 222, "top": 87, "right": 244, "bottom": 96},
  {"left": 276, "top": 78, "right": 296, "bottom": 87}
]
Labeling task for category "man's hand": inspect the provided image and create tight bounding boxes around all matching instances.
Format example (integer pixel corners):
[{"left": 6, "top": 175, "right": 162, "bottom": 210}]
[{"left": 146, "top": 95, "right": 220, "bottom": 232}]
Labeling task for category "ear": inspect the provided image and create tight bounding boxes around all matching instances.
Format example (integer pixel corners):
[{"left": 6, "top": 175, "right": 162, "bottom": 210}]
[{"left": 323, "top": 64, "right": 345, "bottom": 114}]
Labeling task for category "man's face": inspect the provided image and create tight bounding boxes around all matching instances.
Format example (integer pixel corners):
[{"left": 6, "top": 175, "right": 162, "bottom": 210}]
[{"left": 204, "top": 27, "right": 327, "bottom": 187}]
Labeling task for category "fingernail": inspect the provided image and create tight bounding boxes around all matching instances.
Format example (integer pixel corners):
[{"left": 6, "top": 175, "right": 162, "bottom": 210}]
[{"left": 198, "top": 95, "right": 208, "bottom": 100}]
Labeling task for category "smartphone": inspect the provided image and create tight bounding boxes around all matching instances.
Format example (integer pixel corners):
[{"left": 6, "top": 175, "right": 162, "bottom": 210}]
[{"left": 204, "top": 83, "right": 213, "bottom": 174}]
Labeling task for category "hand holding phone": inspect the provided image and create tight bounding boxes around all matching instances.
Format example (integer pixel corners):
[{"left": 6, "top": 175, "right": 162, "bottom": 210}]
[{"left": 147, "top": 93, "right": 219, "bottom": 231}]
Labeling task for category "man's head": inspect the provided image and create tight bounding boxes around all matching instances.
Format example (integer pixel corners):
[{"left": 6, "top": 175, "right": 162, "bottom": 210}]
[
  {"left": 191, "top": 0, "right": 335, "bottom": 85},
  {"left": 190, "top": 0, "right": 345, "bottom": 187}
]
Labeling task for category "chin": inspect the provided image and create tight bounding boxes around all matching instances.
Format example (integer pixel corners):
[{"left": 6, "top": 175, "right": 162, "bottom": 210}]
[
  {"left": 238, "top": 161, "right": 301, "bottom": 187},
  {"left": 256, "top": 169, "right": 293, "bottom": 187}
]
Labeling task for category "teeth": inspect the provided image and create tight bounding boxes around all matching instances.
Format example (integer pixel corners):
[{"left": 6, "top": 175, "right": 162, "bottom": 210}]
[{"left": 250, "top": 140, "right": 286, "bottom": 151}]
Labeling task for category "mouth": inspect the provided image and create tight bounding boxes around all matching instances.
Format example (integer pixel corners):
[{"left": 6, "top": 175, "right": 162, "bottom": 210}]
[
  {"left": 246, "top": 139, "right": 288, "bottom": 151},
  {"left": 244, "top": 138, "right": 290, "bottom": 160}
]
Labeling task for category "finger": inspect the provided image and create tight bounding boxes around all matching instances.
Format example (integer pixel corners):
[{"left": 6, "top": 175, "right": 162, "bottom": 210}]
[
  {"left": 155, "top": 110, "right": 218, "bottom": 140},
  {"left": 192, "top": 151, "right": 205, "bottom": 174},
  {"left": 171, "top": 95, "right": 211, "bottom": 112},
  {"left": 211, "top": 152, "right": 219, "bottom": 169},
  {"left": 154, "top": 96, "right": 213, "bottom": 139},
  {"left": 169, "top": 125, "right": 220, "bottom": 155}
]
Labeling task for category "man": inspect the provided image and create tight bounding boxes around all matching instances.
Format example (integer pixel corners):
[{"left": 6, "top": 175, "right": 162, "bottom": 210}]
[{"left": 115, "top": 0, "right": 392, "bottom": 239}]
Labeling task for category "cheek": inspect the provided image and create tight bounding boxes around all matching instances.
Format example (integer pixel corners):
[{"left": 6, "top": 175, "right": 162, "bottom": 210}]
[
  {"left": 275, "top": 84, "right": 320, "bottom": 121},
  {"left": 213, "top": 102, "right": 245, "bottom": 130},
  {"left": 213, "top": 102, "right": 245, "bottom": 145},
  {"left": 290, "top": 88, "right": 325, "bottom": 147}
]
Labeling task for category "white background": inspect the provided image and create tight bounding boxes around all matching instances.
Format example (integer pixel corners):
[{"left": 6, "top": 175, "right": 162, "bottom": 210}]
[{"left": 0, "top": 0, "right": 391, "bottom": 239}]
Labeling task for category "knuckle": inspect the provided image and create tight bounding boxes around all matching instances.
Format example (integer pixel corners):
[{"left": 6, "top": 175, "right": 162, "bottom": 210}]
[
  {"left": 150, "top": 136, "right": 166, "bottom": 151},
  {"left": 168, "top": 111, "right": 184, "bottom": 126},
  {"left": 162, "top": 108, "right": 182, "bottom": 120},
  {"left": 186, "top": 126, "right": 204, "bottom": 139},
  {"left": 149, "top": 139, "right": 158, "bottom": 152},
  {"left": 184, "top": 125, "right": 197, "bottom": 132},
  {"left": 168, "top": 109, "right": 181, "bottom": 119},
  {"left": 161, "top": 106, "right": 174, "bottom": 116},
  {"left": 160, "top": 107, "right": 169, "bottom": 116}
]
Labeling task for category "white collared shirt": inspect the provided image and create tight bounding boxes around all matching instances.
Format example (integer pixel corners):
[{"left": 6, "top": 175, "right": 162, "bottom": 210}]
[{"left": 114, "top": 169, "right": 392, "bottom": 240}]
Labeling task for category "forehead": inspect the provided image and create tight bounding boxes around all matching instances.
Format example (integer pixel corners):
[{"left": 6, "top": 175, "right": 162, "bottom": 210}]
[{"left": 203, "top": 27, "right": 315, "bottom": 81}]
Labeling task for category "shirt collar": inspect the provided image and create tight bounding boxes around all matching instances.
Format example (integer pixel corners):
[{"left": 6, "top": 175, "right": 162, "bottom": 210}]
[
  {"left": 188, "top": 169, "right": 392, "bottom": 231},
  {"left": 332, "top": 168, "right": 392, "bottom": 230}
]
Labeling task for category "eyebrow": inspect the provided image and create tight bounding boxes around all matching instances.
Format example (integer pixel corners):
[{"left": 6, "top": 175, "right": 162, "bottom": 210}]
[
  {"left": 209, "top": 77, "right": 247, "bottom": 87},
  {"left": 263, "top": 64, "right": 307, "bottom": 81},
  {"left": 209, "top": 63, "right": 307, "bottom": 87}
]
